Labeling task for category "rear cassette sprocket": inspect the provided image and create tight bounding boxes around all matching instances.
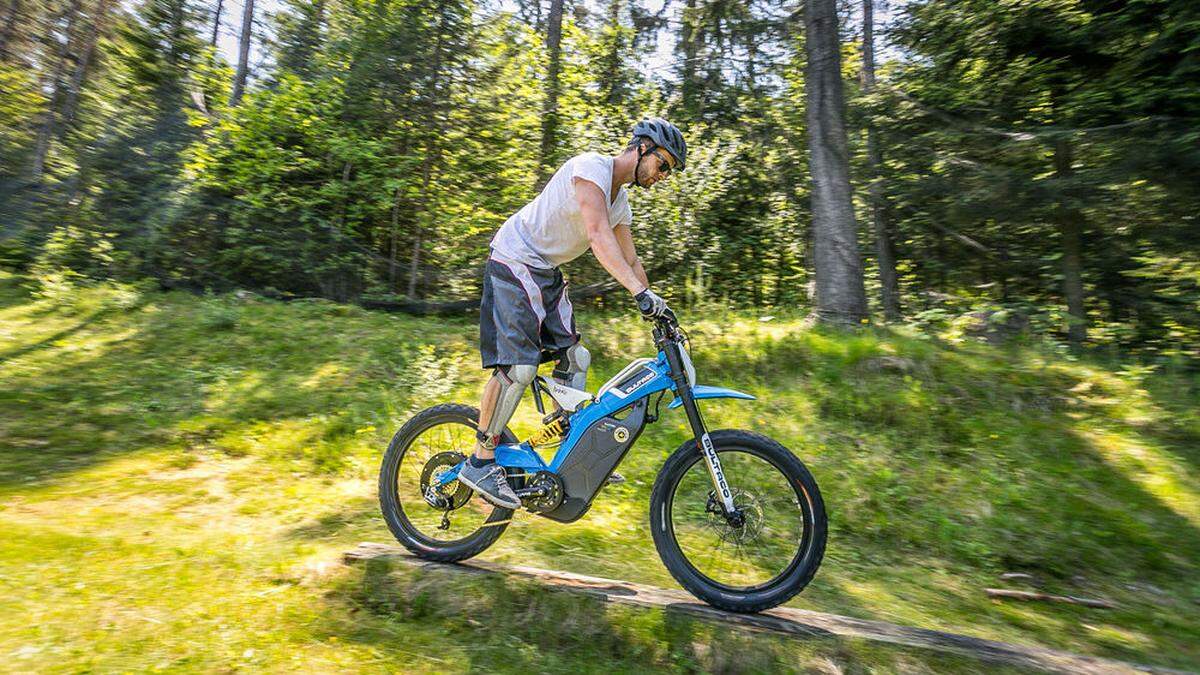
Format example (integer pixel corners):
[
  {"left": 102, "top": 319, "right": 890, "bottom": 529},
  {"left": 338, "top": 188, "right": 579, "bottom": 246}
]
[{"left": 420, "top": 451, "right": 472, "bottom": 510}]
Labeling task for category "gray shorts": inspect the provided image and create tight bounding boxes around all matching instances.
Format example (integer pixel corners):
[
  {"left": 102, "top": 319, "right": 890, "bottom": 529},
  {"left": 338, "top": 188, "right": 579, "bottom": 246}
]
[{"left": 480, "top": 253, "right": 579, "bottom": 369}]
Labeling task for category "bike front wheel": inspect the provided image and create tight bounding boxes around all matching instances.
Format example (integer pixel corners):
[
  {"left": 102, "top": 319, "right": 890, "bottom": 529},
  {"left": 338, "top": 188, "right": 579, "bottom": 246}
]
[{"left": 650, "top": 429, "right": 827, "bottom": 613}]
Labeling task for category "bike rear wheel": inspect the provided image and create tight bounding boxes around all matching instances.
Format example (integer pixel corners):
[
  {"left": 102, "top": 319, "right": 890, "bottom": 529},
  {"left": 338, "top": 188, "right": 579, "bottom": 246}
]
[
  {"left": 379, "top": 403, "right": 516, "bottom": 562},
  {"left": 650, "top": 429, "right": 827, "bottom": 613}
]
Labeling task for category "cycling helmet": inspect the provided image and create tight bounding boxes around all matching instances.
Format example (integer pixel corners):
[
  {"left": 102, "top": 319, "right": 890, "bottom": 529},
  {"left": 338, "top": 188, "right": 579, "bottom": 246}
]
[{"left": 631, "top": 117, "right": 687, "bottom": 171}]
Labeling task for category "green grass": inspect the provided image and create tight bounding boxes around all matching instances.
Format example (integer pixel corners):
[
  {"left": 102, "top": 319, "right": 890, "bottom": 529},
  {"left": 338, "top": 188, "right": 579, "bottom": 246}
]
[{"left": 1, "top": 271, "right": 1197, "bottom": 672}]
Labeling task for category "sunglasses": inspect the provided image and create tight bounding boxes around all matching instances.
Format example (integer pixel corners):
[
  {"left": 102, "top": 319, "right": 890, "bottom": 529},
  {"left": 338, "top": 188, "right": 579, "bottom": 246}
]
[{"left": 649, "top": 147, "right": 675, "bottom": 175}]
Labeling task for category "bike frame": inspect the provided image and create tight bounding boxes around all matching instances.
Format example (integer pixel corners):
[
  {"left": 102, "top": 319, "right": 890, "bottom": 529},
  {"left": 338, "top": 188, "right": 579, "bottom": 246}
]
[{"left": 434, "top": 319, "right": 754, "bottom": 516}]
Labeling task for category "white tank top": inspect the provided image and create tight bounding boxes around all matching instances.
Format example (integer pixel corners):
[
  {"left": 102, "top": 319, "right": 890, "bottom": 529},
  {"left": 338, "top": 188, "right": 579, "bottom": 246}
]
[{"left": 490, "top": 152, "right": 633, "bottom": 269}]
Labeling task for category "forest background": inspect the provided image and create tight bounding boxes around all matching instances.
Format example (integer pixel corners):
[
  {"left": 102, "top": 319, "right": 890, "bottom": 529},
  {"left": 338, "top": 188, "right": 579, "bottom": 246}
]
[
  {"left": 3, "top": 0, "right": 1200, "bottom": 670},
  {"left": 2, "top": 0, "right": 1198, "bottom": 359}
]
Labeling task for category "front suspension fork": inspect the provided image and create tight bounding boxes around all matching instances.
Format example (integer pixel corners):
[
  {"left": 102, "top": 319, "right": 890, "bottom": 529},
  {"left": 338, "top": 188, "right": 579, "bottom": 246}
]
[{"left": 663, "top": 341, "right": 739, "bottom": 517}]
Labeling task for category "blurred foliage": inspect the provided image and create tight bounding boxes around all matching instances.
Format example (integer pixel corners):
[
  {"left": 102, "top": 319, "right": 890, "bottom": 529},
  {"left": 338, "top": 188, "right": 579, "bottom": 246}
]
[
  {"left": 0, "top": 0, "right": 1197, "bottom": 358},
  {"left": 877, "top": 0, "right": 1200, "bottom": 356}
]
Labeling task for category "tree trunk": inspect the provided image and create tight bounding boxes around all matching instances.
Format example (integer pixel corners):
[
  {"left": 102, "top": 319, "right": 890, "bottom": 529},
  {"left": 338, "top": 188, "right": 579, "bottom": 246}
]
[
  {"left": 804, "top": 0, "right": 868, "bottom": 326},
  {"left": 537, "top": 0, "right": 564, "bottom": 187},
  {"left": 1054, "top": 138, "right": 1087, "bottom": 348},
  {"left": 407, "top": 217, "right": 423, "bottom": 298},
  {"left": 409, "top": 4, "right": 452, "bottom": 298},
  {"left": 28, "top": 0, "right": 82, "bottom": 182},
  {"left": 210, "top": 0, "right": 222, "bottom": 46},
  {"left": 602, "top": 0, "right": 622, "bottom": 107},
  {"left": 0, "top": 0, "right": 21, "bottom": 61},
  {"left": 323, "top": 159, "right": 352, "bottom": 299},
  {"left": 389, "top": 185, "right": 401, "bottom": 291},
  {"left": 228, "top": 0, "right": 254, "bottom": 106},
  {"left": 680, "top": 0, "right": 698, "bottom": 117},
  {"left": 745, "top": 22, "right": 759, "bottom": 98},
  {"left": 59, "top": 0, "right": 111, "bottom": 135},
  {"left": 860, "top": 0, "right": 900, "bottom": 321},
  {"left": 51, "top": 0, "right": 105, "bottom": 202}
]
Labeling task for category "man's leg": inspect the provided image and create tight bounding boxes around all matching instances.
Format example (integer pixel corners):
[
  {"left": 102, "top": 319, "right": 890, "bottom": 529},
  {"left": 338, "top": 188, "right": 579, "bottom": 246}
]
[
  {"left": 474, "top": 364, "right": 536, "bottom": 457},
  {"left": 475, "top": 373, "right": 502, "bottom": 458},
  {"left": 457, "top": 364, "right": 534, "bottom": 509},
  {"left": 471, "top": 256, "right": 564, "bottom": 506}
]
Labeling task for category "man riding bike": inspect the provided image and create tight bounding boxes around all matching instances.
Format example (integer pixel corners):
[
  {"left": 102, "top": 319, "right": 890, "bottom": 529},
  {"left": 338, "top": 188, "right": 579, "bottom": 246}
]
[{"left": 456, "top": 118, "right": 687, "bottom": 509}]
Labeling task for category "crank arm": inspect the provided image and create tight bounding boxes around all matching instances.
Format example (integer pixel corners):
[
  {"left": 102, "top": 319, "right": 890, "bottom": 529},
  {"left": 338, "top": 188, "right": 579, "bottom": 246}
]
[{"left": 514, "top": 485, "right": 549, "bottom": 499}]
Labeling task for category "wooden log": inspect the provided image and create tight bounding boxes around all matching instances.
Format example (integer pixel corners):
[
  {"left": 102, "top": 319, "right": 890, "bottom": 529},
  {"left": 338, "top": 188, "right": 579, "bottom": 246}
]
[
  {"left": 985, "top": 588, "right": 1118, "bottom": 609},
  {"left": 343, "top": 543, "right": 1175, "bottom": 674},
  {"left": 999, "top": 572, "right": 1038, "bottom": 582}
]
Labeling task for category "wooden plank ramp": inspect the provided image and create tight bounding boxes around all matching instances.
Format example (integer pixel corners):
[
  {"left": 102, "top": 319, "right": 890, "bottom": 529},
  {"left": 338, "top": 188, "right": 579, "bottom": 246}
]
[{"left": 344, "top": 543, "right": 1185, "bottom": 675}]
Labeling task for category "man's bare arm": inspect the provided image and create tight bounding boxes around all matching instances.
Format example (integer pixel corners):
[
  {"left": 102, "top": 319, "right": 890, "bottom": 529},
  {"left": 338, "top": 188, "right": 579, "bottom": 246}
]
[
  {"left": 613, "top": 223, "right": 649, "bottom": 290},
  {"left": 575, "top": 178, "right": 646, "bottom": 295}
]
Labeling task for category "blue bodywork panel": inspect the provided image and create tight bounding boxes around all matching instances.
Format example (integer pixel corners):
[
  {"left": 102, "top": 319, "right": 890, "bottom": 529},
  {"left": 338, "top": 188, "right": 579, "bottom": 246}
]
[
  {"left": 495, "top": 443, "right": 549, "bottom": 471},
  {"left": 432, "top": 352, "right": 752, "bottom": 488},
  {"left": 667, "top": 384, "right": 755, "bottom": 409}
]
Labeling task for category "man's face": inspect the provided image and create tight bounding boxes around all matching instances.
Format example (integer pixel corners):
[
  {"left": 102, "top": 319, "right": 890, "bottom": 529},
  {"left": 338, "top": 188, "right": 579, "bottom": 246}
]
[{"left": 637, "top": 143, "right": 678, "bottom": 187}]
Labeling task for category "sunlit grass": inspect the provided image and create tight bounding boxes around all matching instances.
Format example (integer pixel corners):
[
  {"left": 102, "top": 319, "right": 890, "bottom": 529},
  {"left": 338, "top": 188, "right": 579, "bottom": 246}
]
[
  {"left": 1080, "top": 428, "right": 1200, "bottom": 528},
  {"left": 1, "top": 273, "right": 1198, "bottom": 670}
]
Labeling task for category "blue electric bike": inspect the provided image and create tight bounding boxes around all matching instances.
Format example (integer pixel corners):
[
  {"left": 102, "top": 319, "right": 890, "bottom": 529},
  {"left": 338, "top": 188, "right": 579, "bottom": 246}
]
[{"left": 378, "top": 310, "right": 826, "bottom": 612}]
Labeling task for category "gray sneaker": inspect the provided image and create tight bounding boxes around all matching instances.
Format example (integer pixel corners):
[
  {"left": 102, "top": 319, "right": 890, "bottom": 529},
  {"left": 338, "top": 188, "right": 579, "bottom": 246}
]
[
  {"left": 606, "top": 471, "right": 626, "bottom": 485},
  {"left": 457, "top": 460, "right": 521, "bottom": 509}
]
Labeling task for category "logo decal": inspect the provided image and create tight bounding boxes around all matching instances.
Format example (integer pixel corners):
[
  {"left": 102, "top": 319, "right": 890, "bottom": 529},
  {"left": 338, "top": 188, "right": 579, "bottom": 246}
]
[
  {"left": 618, "top": 368, "right": 655, "bottom": 395},
  {"left": 701, "top": 434, "right": 731, "bottom": 501},
  {"left": 614, "top": 427, "right": 629, "bottom": 442}
]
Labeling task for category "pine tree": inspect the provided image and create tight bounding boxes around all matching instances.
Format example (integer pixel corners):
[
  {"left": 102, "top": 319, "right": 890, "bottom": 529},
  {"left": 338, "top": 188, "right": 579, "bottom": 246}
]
[
  {"left": 805, "top": 0, "right": 867, "bottom": 325},
  {"left": 227, "top": 0, "right": 252, "bottom": 105}
]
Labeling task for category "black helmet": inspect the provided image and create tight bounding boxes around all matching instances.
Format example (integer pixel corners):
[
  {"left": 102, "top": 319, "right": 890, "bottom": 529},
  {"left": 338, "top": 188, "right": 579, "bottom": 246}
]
[{"left": 631, "top": 117, "right": 687, "bottom": 171}]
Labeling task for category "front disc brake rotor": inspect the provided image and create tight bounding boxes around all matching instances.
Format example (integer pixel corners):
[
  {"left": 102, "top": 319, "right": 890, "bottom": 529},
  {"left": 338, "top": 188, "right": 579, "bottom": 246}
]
[
  {"left": 420, "top": 451, "right": 472, "bottom": 510},
  {"left": 705, "top": 489, "right": 765, "bottom": 545}
]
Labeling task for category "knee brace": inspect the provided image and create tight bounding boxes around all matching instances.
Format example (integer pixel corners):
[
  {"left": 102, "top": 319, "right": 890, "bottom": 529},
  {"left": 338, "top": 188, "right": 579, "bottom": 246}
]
[
  {"left": 478, "top": 364, "right": 537, "bottom": 448},
  {"left": 552, "top": 342, "right": 590, "bottom": 391}
]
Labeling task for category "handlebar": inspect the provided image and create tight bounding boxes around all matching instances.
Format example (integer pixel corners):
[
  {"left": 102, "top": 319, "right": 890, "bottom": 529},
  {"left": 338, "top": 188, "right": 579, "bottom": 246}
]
[{"left": 648, "top": 307, "right": 682, "bottom": 344}]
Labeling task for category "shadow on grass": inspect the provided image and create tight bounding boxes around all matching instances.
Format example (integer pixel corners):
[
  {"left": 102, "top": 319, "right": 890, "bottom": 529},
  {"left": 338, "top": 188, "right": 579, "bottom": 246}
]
[
  {"left": 285, "top": 496, "right": 379, "bottom": 542},
  {"left": 0, "top": 290, "right": 447, "bottom": 490},
  {"left": 689, "top": 327, "right": 1200, "bottom": 573},
  {"left": 0, "top": 307, "right": 113, "bottom": 365}
]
